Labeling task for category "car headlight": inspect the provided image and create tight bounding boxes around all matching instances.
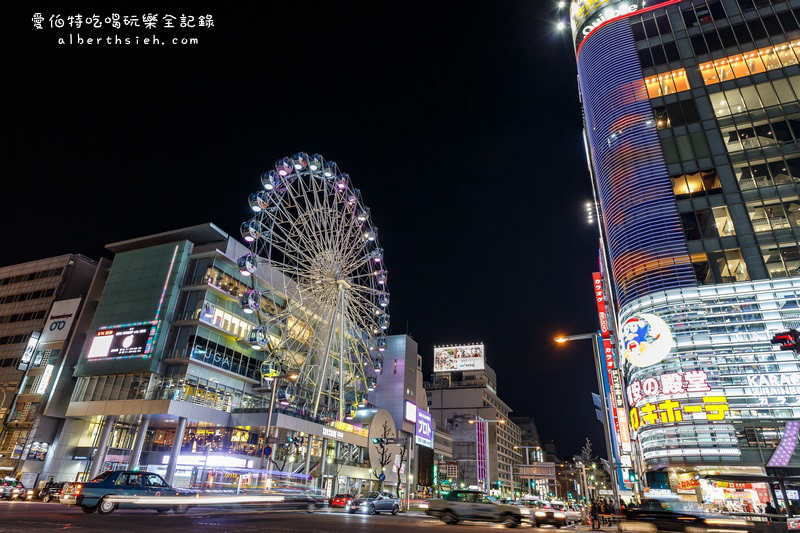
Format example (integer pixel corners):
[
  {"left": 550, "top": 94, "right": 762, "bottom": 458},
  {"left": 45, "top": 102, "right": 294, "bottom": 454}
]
[
  {"left": 534, "top": 511, "right": 546, "bottom": 517},
  {"left": 554, "top": 512, "right": 566, "bottom": 518},
  {"left": 361, "top": 502, "right": 369, "bottom": 507}
]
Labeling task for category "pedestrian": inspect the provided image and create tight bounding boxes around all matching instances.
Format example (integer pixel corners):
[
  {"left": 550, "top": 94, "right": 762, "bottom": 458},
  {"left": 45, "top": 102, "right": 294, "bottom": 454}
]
[
  {"left": 591, "top": 500, "right": 601, "bottom": 530},
  {"left": 765, "top": 502, "right": 777, "bottom": 515}
]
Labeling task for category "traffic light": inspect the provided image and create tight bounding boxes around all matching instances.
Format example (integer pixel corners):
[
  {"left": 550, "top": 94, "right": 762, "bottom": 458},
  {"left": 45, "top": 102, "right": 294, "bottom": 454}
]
[
  {"left": 771, "top": 329, "right": 800, "bottom": 352},
  {"left": 371, "top": 437, "right": 387, "bottom": 447},
  {"left": 628, "top": 470, "right": 638, "bottom": 483}
]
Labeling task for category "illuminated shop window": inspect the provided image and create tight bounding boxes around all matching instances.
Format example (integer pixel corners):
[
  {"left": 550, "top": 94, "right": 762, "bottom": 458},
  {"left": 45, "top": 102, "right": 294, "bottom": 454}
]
[
  {"left": 644, "top": 68, "right": 690, "bottom": 98},
  {"left": 671, "top": 169, "right": 722, "bottom": 199},
  {"left": 699, "top": 40, "right": 800, "bottom": 85}
]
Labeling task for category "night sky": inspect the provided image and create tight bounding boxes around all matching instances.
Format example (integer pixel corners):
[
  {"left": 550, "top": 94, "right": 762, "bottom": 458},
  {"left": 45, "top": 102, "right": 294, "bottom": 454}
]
[{"left": 2, "top": 1, "right": 605, "bottom": 458}]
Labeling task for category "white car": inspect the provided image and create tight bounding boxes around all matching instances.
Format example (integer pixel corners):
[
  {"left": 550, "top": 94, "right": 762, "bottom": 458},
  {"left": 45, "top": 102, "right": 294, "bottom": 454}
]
[{"left": 427, "top": 490, "right": 522, "bottom": 527}]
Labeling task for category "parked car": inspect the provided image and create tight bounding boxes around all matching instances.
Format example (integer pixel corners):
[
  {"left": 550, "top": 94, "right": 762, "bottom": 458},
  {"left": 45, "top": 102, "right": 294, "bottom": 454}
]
[
  {"left": 619, "top": 499, "right": 754, "bottom": 532},
  {"left": 0, "top": 478, "right": 28, "bottom": 501},
  {"left": 426, "top": 489, "right": 522, "bottom": 527},
  {"left": 60, "top": 470, "right": 193, "bottom": 515},
  {"left": 530, "top": 500, "right": 568, "bottom": 528},
  {"left": 346, "top": 492, "right": 401, "bottom": 515},
  {"left": 330, "top": 493, "right": 353, "bottom": 508},
  {"left": 38, "top": 481, "right": 66, "bottom": 503}
]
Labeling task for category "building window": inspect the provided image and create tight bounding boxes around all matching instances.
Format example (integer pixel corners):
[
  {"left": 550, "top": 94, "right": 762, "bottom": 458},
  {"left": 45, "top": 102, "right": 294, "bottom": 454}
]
[
  {"left": 699, "top": 39, "right": 800, "bottom": 85},
  {"left": 644, "top": 68, "right": 691, "bottom": 98},
  {"left": 671, "top": 169, "right": 723, "bottom": 199},
  {"left": 762, "top": 244, "right": 800, "bottom": 278},
  {"left": 735, "top": 156, "right": 800, "bottom": 190}
]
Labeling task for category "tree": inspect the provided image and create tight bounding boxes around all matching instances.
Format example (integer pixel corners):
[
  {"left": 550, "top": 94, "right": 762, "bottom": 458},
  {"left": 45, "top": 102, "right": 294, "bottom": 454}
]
[
  {"left": 579, "top": 437, "right": 594, "bottom": 466},
  {"left": 371, "top": 421, "right": 394, "bottom": 491}
]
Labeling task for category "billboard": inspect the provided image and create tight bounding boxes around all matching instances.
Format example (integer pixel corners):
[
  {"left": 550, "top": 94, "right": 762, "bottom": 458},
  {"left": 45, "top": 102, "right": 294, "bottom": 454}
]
[
  {"left": 17, "top": 331, "right": 41, "bottom": 371},
  {"left": 570, "top": 0, "right": 676, "bottom": 50},
  {"left": 415, "top": 408, "right": 433, "bottom": 448},
  {"left": 404, "top": 400, "right": 417, "bottom": 423},
  {"left": 39, "top": 298, "right": 82, "bottom": 344},
  {"left": 433, "top": 343, "right": 484, "bottom": 372},
  {"left": 87, "top": 321, "right": 159, "bottom": 360}
]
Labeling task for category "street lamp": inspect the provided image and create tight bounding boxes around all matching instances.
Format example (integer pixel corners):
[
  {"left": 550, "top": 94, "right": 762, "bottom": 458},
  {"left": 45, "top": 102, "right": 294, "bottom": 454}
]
[
  {"left": 554, "top": 332, "right": 621, "bottom": 507},
  {"left": 261, "top": 371, "right": 299, "bottom": 470}
]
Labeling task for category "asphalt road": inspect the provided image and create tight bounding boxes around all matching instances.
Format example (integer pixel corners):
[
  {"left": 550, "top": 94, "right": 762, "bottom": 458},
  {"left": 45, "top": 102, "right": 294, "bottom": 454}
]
[{"left": 0, "top": 501, "right": 611, "bottom": 532}]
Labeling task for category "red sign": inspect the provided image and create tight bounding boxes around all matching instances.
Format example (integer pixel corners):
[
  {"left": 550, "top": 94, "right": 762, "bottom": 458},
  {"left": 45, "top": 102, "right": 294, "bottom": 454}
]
[{"left": 592, "top": 272, "right": 610, "bottom": 339}]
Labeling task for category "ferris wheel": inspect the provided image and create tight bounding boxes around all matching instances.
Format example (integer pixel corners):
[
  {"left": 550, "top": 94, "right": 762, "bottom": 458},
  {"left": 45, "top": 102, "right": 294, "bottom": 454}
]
[{"left": 238, "top": 152, "right": 389, "bottom": 421}]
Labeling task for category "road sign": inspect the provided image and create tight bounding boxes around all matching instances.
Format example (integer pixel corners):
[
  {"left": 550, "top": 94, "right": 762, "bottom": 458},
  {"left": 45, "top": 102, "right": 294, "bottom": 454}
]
[
  {"left": 378, "top": 473, "right": 386, "bottom": 481},
  {"left": 266, "top": 437, "right": 288, "bottom": 444},
  {"left": 264, "top": 446, "right": 272, "bottom": 457},
  {"left": 387, "top": 438, "right": 406, "bottom": 445}
]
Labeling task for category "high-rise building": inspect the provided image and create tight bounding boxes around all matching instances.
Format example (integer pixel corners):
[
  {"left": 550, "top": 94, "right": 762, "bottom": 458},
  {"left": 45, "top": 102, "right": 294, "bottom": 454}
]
[
  {"left": 426, "top": 358, "right": 522, "bottom": 496},
  {"left": 572, "top": 0, "right": 800, "bottom": 506},
  {"left": 0, "top": 254, "right": 98, "bottom": 481}
]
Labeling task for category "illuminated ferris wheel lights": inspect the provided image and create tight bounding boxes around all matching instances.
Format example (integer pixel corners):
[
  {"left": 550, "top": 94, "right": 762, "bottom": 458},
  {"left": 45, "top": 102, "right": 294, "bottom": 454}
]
[
  {"left": 292, "top": 152, "right": 309, "bottom": 170},
  {"left": 378, "top": 314, "right": 390, "bottom": 330},
  {"left": 261, "top": 170, "right": 278, "bottom": 191},
  {"left": 248, "top": 192, "right": 264, "bottom": 213},
  {"left": 276, "top": 157, "right": 293, "bottom": 177},
  {"left": 363, "top": 229, "right": 376, "bottom": 241},
  {"left": 336, "top": 176, "right": 348, "bottom": 190},
  {"left": 238, "top": 254, "right": 257, "bottom": 277},
  {"left": 357, "top": 209, "right": 369, "bottom": 223},
  {"left": 309, "top": 154, "right": 323, "bottom": 171},
  {"left": 379, "top": 293, "right": 390, "bottom": 307},
  {"left": 240, "top": 220, "right": 261, "bottom": 243},
  {"left": 323, "top": 162, "right": 336, "bottom": 178}
]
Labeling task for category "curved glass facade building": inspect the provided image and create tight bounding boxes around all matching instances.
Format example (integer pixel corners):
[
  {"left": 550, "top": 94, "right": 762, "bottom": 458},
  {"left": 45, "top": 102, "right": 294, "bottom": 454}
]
[{"left": 574, "top": 0, "right": 800, "bottom": 497}]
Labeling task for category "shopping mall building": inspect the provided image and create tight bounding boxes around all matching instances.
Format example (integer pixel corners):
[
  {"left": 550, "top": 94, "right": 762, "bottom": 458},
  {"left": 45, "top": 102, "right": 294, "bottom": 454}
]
[
  {"left": 572, "top": 0, "right": 800, "bottom": 509},
  {"left": 19, "top": 223, "right": 411, "bottom": 495}
]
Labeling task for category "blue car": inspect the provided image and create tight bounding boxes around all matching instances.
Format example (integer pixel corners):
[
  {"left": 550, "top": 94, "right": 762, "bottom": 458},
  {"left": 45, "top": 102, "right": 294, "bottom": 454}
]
[{"left": 60, "top": 470, "right": 192, "bottom": 515}]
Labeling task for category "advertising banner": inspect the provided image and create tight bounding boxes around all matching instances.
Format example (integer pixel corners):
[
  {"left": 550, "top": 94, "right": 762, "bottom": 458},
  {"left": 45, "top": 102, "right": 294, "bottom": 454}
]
[
  {"left": 18, "top": 331, "right": 41, "bottom": 372},
  {"left": 433, "top": 344, "right": 484, "bottom": 372},
  {"left": 592, "top": 272, "right": 610, "bottom": 339},
  {"left": 475, "top": 419, "right": 489, "bottom": 492},
  {"left": 415, "top": 408, "right": 433, "bottom": 448},
  {"left": 87, "top": 321, "right": 159, "bottom": 360},
  {"left": 38, "top": 298, "right": 82, "bottom": 344}
]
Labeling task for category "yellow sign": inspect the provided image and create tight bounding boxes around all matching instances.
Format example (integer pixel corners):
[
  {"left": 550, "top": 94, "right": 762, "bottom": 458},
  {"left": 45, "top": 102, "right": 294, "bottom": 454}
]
[{"left": 629, "top": 395, "right": 729, "bottom": 432}]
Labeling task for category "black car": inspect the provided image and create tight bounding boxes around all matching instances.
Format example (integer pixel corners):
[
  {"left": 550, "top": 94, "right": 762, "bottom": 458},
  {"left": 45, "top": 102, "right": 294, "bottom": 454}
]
[
  {"left": 619, "top": 499, "right": 754, "bottom": 532},
  {"left": 38, "top": 481, "right": 66, "bottom": 503}
]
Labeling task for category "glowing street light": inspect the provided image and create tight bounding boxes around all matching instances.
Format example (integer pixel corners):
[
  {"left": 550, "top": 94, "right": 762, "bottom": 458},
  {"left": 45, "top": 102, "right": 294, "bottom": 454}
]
[{"left": 557, "top": 20, "right": 567, "bottom": 31}]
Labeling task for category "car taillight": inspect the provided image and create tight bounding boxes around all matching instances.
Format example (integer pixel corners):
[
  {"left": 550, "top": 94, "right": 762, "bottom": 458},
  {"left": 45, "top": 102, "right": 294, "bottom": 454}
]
[{"left": 75, "top": 484, "right": 82, "bottom": 495}]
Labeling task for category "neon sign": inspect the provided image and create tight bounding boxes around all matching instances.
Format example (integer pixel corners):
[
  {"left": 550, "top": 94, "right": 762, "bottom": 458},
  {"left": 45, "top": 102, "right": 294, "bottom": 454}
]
[
  {"left": 621, "top": 313, "right": 673, "bottom": 367},
  {"left": 627, "top": 370, "right": 711, "bottom": 405},
  {"left": 629, "top": 395, "right": 730, "bottom": 432}
]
